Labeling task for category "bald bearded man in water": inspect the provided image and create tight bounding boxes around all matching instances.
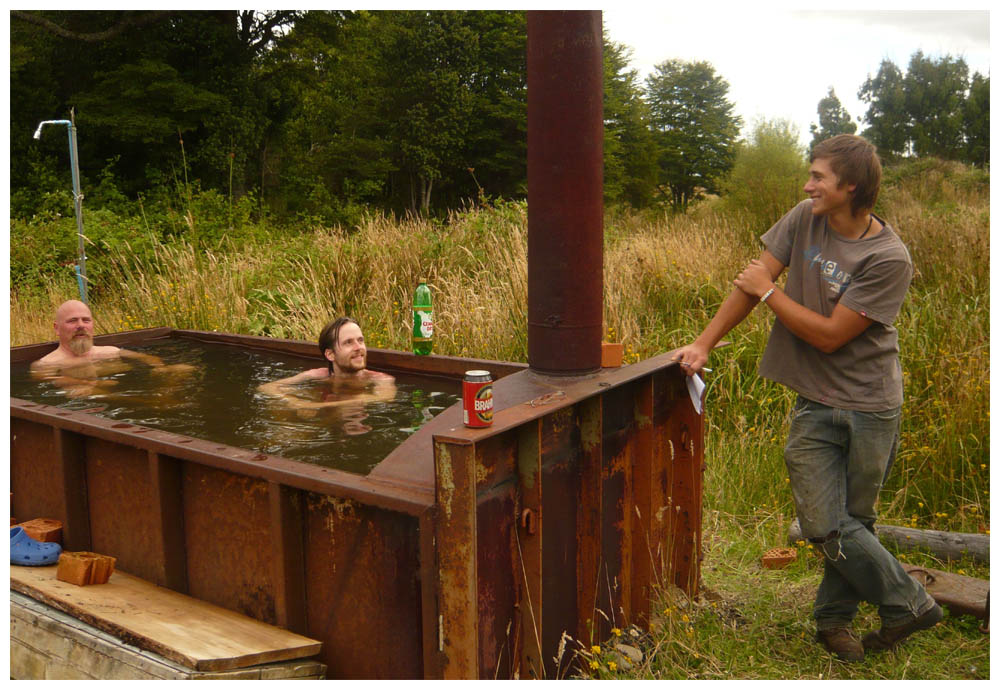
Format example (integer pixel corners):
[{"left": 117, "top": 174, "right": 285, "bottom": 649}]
[{"left": 30, "top": 300, "right": 194, "bottom": 397}]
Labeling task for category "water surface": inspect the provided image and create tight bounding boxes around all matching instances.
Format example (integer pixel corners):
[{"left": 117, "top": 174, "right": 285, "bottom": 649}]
[{"left": 10, "top": 339, "right": 461, "bottom": 475}]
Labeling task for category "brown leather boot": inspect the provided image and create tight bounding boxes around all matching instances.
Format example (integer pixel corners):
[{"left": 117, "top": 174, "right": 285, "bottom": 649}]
[
  {"left": 816, "top": 627, "right": 865, "bottom": 662},
  {"left": 862, "top": 603, "right": 943, "bottom": 651}
]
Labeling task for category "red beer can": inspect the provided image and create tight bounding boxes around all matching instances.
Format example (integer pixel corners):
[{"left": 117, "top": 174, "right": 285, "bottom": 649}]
[{"left": 462, "top": 370, "right": 494, "bottom": 428}]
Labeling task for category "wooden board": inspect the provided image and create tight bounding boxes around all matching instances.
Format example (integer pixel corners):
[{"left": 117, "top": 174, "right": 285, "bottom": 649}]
[
  {"left": 902, "top": 564, "right": 989, "bottom": 619},
  {"left": 10, "top": 566, "right": 322, "bottom": 671}
]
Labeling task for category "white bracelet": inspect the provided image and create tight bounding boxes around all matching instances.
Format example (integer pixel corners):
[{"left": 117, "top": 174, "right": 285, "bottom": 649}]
[{"left": 760, "top": 287, "right": 776, "bottom": 303}]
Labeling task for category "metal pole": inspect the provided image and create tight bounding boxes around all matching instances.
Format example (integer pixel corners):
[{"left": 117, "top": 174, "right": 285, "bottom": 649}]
[
  {"left": 67, "top": 111, "right": 88, "bottom": 304},
  {"left": 33, "top": 114, "right": 88, "bottom": 304},
  {"left": 526, "top": 10, "right": 604, "bottom": 375}
]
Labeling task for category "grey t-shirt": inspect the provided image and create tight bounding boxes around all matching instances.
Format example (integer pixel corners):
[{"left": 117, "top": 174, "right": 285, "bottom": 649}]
[{"left": 758, "top": 200, "right": 913, "bottom": 411}]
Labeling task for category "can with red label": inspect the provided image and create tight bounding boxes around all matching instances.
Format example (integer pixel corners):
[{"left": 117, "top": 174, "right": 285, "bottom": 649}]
[{"left": 462, "top": 370, "right": 493, "bottom": 428}]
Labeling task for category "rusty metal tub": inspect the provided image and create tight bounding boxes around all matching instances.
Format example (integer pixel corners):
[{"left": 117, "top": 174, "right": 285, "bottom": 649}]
[{"left": 10, "top": 328, "right": 702, "bottom": 679}]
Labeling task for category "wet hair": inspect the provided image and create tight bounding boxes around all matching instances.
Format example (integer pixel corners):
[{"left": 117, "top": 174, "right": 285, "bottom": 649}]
[
  {"left": 810, "top": 134, "right": 882, "bottom": 216},
  {"left": 318, "top": 316, "right": 359, "bottom": 373}
]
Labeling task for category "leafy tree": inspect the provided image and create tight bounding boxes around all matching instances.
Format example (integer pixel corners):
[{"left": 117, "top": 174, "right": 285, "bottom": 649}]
[
  {"left": 809, "top": 87, "right": 857, "bottom": 150},
  {"left": 858, "top": 59, "right": 909, "bottom": 158},
  {"left": 903, "top": 51, "right": 969, "bottom": 160},
  {"left": 603, "top": 35, "right": 657, "bottom": 208},
  {"left": 963, "top": 72, "right": 989, "bottom": 167},
  {"left": 720, "top": 118, "right": 808, "bottom": 240},
  {"left": 645, "top": 59, "right": 741, "bottom": 212}
]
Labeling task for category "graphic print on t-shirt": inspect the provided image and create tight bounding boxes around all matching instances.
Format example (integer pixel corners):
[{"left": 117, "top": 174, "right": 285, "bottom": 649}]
[{"left": 804, "top": 246, "right": 852, "bottom": 296}]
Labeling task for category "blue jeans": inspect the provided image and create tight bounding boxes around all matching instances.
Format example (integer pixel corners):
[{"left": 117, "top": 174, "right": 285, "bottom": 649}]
[{"left": 784, "top": 396, "right": 935, "bottom": 630}]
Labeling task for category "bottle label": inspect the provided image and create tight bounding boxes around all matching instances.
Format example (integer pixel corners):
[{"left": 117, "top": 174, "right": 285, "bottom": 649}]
[{"left": 414, "top": 309, "right": 434, "bottom": 340}]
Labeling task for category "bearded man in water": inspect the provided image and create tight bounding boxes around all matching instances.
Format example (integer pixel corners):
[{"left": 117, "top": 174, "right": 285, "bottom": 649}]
[
  {"left": 257, "top": 316, "right": 396, "bottom": 412},
  {"left": 31, "top": 299, "right": 194, "bottom": 397}
]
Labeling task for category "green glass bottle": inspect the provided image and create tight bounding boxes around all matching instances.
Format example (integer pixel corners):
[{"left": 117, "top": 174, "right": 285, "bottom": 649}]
[{"left": 412, "top": 279, "right": 433, "bottom": 355}]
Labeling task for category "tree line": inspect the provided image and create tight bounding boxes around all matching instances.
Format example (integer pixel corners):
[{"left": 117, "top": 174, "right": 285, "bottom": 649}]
[{"left": 10, "top": 10, "right": 990, "bottom": 226}]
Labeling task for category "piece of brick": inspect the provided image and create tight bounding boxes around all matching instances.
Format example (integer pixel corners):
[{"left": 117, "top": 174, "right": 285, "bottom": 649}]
[
  {"left": 56, "top": 552, "right": 116, "bottom": 586},
  {"left": 19, "top": 518, "right": 63, "bottom": 544},
  {"left": 761, "top": 547, "right": 797, "bottom": 570},
  {"left": 601, "top": 342, "right": 624, "bottom": 368},
  {"left": 57, "top": 552, "right": 94, "bottom": 586}
]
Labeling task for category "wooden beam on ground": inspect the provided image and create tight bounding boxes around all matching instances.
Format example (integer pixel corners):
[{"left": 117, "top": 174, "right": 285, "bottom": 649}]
[
  {"left": 788, "top": 519, "right": 989, "bottom": 564},
  {"left": 902, "top": 565, "right": 989, "bottom": 620}
]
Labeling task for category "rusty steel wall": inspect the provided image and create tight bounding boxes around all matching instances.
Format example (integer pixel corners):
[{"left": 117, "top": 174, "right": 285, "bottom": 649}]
[
  {"left": 12, "top": 332, "right": 704, "bottom": 681},
  {"left": 431, "top": 353, "right": 704, "bottom": 679}
]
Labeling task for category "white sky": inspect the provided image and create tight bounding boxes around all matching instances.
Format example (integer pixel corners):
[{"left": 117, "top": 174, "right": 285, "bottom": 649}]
[{"left": 602, "top": 4, "right": 991, "bottom": 147}]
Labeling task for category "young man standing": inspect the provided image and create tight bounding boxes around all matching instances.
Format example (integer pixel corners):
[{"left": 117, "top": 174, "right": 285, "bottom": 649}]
[{"left": 673, "top": 134, "right": 941, "bottom": 662}]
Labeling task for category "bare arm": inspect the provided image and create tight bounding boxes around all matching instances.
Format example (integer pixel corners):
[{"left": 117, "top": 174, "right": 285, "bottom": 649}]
[
  {"left": 734, "top": 258, "right": 873, "bottom": 353},
  {"left": 257, "top": 368, "right": 327, "bottom": 398},
  {"left": 672, "top": 250, "right": 786, "bottom": 375},
  {"left": 284, "top": 375, "right": 397, "bottom": 410}
]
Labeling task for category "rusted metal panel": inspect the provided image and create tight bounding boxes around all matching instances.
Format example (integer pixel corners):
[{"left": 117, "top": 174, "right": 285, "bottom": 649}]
[
  {"left": 147, "top": 451, "right": 189, "bottom": 592},
  {"left": 657, "top": 370, "right": 704, "bottom": 594},
  {"left": 526, "top": 10, "right": 604, "bottom": 374},
  {"left": 55, "top": 428, "right": 91, "bottom": 551},
  {"left": 539, "top": 406, "right": 583, "bottom": 678},
  {"left": 475, "top": 488, "right": 518, "bottom": 679},
  {"left": 629, "top": 378, "right": 656, "bottom": 625},
  {"left": 599, "top": 383, "right": 635, "bottom": 634},
  {"left": 85, "top": 437, "right": 160, "bottom": 582},
  {"left": 303, "top": 494, "right": 423, "bottom": 679},
  {"left": 182, "top": 463, "right": 276, "bottom": 623},
  {"left": 269, "top": 482, "right": 307, "bottom": 635},
  {"left": 12, "top": 398, "right": 434, "bottom": 517},
  {"left": 433, "top": 440, "right": 479, "bottom": 678},
  {"left": 10, "top": 419, "right": 62, "bottom": 527},
  {"left": 576, "top": 395, "right": 603, "bottom": 648},
  {"left": 516, "top": 420, "right": 544, "bottom": 679},
  {"left": 419, "top": 509, "right": 442, "bottom": 679}
]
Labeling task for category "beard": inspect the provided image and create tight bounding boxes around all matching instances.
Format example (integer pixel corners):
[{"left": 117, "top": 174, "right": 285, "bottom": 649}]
[
  {"left": 68, "top": 334, "right": 93, "bottom": 356},
  {"left": 333, "top": 351, "right": 366, "bottom": 374}
]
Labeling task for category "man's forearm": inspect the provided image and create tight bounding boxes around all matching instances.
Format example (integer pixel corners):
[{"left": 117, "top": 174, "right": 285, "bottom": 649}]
[{"left": 694, "top": 286, "right": 759, "bottom": 350}]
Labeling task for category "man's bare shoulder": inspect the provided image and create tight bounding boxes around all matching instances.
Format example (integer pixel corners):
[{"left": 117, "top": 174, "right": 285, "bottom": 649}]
[
  {"left": 90, "top": 345, "right": 123, "bottom": 359},
  {"left": 32, "top": 345, "right": 121, "bottom": 371},
  {"left": 364, "top": 369, "right": 395, "bottom": 381}
]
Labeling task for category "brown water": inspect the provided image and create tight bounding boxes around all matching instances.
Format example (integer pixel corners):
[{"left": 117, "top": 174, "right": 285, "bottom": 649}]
[{"left": 10, "top": 339, "right": 461, "bottom": 475}]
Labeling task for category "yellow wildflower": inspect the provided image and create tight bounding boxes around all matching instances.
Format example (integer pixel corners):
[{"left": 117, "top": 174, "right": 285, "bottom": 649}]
[
  {"left": 612, "top": 627, "right": 622, "bottom": 637},
  {"left": 589, "top": 660, "right": 600, "bottom": 671},
  {"left": 591, "top": 645, "right": 601, "bottom": 655},
  {"left": 608, "top": 661, "right": 618, "bottom": 672}
]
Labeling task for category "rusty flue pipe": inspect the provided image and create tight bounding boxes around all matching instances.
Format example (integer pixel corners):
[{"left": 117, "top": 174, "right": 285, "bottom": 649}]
[{"left": 526, "top": 10, "right": 604, "bottom": 375}]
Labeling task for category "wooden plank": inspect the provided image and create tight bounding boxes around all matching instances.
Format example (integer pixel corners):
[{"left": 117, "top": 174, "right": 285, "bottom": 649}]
[
  {"left": 903, "top": 565, "right": 989, "bottom": 619},
  {"left": 10, "top": 566, "right": 322, "bottom": 672}
]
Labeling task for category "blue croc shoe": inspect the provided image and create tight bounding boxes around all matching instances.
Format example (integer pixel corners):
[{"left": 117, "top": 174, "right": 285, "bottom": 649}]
[{"left": 10, "top": 525, "right": 62, "bottom": 566}]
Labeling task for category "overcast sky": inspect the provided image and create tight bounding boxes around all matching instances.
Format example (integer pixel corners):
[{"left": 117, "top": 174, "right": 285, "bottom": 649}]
[{"left": 602, "top": 4, "right": 991, "bottom": 147}]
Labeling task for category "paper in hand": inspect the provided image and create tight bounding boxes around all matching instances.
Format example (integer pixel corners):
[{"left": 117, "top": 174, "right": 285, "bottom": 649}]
[{"left": 686, "top": 373, "right": 705, "bottom": 415}]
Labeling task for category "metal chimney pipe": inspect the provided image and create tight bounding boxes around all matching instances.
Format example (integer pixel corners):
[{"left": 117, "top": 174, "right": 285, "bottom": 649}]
[{"left": 526, "top": 11, "right": 604, "bottom": 375}]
